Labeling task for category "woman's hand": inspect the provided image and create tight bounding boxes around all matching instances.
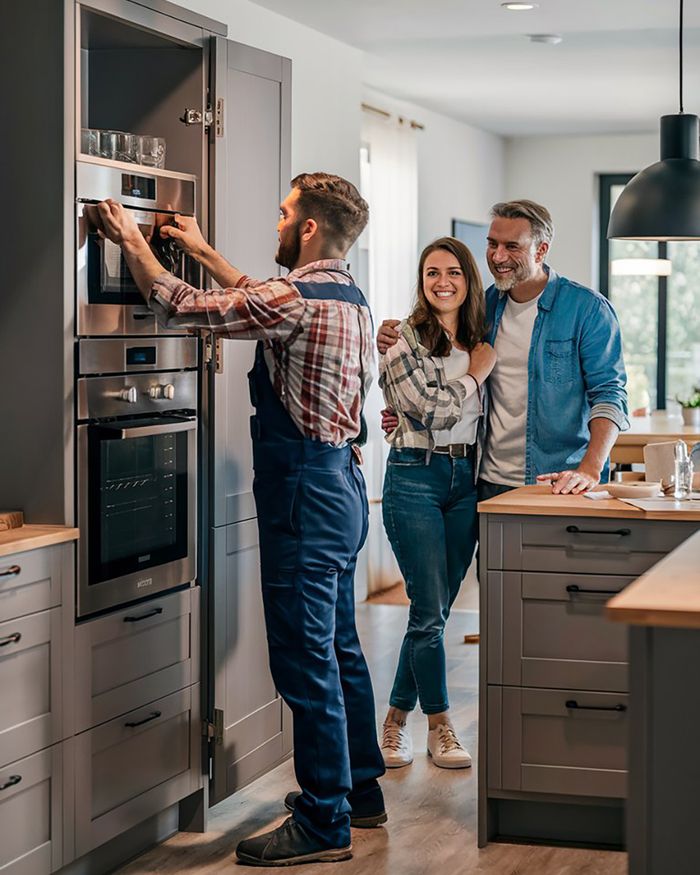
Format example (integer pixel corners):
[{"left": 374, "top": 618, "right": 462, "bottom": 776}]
[
  {"left": 377, "top": 319, "right": 400, "bottom": 354},
  {"left": 467, "top": 342, "right": 497, "bottom": 385}
]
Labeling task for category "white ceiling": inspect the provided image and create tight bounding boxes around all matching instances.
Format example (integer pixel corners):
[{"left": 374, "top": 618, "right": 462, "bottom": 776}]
[{"left": 249, "top": 0, "right": 700, "bottom": 136}]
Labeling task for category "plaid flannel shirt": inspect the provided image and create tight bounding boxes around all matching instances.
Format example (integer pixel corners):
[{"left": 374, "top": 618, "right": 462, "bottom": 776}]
[
  {"left": 150, "top": 259, "right": 373, "bottom": 447},
  {"left": 379, "top": 321, "right": 481, "bottom": 451}
]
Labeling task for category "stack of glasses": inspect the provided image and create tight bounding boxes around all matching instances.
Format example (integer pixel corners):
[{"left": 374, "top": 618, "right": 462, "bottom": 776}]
[{"left": 81, "top": 128, "right": 166, "bottom": 169}]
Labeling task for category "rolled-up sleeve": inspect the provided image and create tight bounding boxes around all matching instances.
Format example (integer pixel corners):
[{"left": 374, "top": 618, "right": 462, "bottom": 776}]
[
  {"left": 148, "top": 271, "right": 305, "bottom": 341},
  {"left": 580, "top": 297, "right": 630, "bottom": 432}
]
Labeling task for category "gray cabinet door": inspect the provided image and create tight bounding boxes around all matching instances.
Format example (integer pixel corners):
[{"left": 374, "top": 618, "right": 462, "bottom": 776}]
[
  {"left": 208, "top": 37, "right": 291, "bottom": 528},
  {"left": 0, "top": 607, "right": 63, "bottom": 768},
  {"left": 488, "top": 571, "right": 633, "bottom": 691},
  {"left": 74, "top": 684, "right": 201, "bottom": 857},
  {"left": 74, "top": 588, "right": 197, "bottom": 732},
  {"left": 501, "top": 686, "right": 628, "bottom": 798},
  {"left": 210, "top": 520, "right": 291, "bottom": 805},
  {"left": 0, "top": 744, "right": 63, "bottom": 873},
  {"left": 0, "top": 545, "right": 63, "bottom": 624}
]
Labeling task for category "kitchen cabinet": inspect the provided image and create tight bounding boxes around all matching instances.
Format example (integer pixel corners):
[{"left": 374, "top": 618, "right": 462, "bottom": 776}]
[{"left": 478, "top": 488, "right": 700, "bottom": 849}]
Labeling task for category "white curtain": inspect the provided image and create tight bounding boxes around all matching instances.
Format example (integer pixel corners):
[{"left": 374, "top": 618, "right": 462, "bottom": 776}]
[{"left": 359, "top": 113, "right": 418, "bottom": 595}]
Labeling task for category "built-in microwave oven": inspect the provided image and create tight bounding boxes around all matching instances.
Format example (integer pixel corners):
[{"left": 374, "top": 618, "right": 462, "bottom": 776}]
[{"left": 76, "top": 157, "right": 199, "bottom": 337}]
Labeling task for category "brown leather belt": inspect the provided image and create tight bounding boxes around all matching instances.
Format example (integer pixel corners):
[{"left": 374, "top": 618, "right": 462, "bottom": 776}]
[{"left": 433, "top": 442, "right": 476, "bottom": 459}]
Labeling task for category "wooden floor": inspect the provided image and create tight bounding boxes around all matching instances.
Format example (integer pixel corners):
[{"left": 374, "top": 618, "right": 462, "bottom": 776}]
[{"left": 116, "top": 595, "right": 627, "bottom": 875}]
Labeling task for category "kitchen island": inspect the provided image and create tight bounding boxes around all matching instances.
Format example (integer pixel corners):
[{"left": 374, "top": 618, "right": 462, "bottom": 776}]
[
  {"left": 477, "top": 486, "right": 700, "bottom": 850},
  {"left": 608, "top": 530, "right": 700, "bottom": 875}
]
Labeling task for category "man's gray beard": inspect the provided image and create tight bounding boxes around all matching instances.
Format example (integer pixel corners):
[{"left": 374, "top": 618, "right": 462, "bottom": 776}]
[{"left": 491, "top": 264, "right": 528, "bottom": 292}]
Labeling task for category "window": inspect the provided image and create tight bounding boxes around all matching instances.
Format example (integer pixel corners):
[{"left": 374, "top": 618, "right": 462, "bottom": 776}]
[{"left": 599, "top": 174, "right": 700, "bottom": 411}]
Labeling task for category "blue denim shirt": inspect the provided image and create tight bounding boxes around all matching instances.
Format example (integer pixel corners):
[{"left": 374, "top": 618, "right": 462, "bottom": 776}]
[{"left": 484, "top": 266, "right": 629, "bottom": 484}]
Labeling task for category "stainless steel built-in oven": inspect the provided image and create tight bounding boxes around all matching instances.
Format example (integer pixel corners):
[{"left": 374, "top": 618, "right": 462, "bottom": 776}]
[
  {"left": 76, "top": 337, "right": 198, "bottom": 617},
  {"left": 76, "top": 157, "right": 199, "bottom": 336}
]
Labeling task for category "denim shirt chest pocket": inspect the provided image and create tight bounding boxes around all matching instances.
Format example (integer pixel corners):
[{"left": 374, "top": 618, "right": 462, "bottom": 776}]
[{"left": 544, "top": 338, "right": 576, "bottom": 384}]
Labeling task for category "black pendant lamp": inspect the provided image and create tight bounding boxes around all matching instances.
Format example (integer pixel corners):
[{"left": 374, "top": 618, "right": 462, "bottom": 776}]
[{"left": 608, "top": 0, "right": 700, "bottom": 241}]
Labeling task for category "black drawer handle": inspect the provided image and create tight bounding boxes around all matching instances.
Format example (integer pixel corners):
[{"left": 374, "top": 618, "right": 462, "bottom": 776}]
[
  {"left": 132, "top": 312, "right": 155, "bottom": 320},
  {"left": 565, "top": 699, "right": 627, "bottom": 713},
  {"left": 0, "top": 565, "right": 21, "bottom": 579},
  {"left": 566, "top": 525, "right": 631, "bottom": 537},
  {"left": 0, "top": 775, "right": 21, "bottom": 791},
  {"left": 123, "top": 607, "right": 163, "bottom": 623},
  {"left": 124, "top": 710, "right": 162, "bottom": 728},
  {"left": 566, "top": 584, "right": 621, "bottom": 596},
  {"left": 0, "top": 633, "right": 21, "bottom": 648}
]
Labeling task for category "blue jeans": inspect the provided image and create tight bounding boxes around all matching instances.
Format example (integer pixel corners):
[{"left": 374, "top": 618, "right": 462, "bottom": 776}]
[{"left": 382, "top": 447, "right": 478, "bottom": 714}]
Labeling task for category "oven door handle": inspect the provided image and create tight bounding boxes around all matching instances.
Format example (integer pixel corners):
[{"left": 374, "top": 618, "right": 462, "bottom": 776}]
[{"left": 99, "top": 420, "right": 197, "bottom": 439}]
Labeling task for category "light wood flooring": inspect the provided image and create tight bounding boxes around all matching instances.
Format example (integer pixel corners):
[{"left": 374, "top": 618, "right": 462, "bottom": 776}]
[{"left": 115, "top": 594, "right": 627, "bottom": 875}]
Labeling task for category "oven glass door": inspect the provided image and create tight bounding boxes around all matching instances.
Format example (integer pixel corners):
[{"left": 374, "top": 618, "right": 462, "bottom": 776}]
[
  {"left": 82, "top": 207, "right": 199, "bottom": 305},
  {"left": 87, "top": 417, "right": 194, "bottom": 586}
]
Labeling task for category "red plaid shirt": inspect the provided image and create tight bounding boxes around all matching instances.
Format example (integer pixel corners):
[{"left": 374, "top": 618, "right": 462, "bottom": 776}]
[{"left": 150, "top": 260, "right": 374, "bottom": 446}]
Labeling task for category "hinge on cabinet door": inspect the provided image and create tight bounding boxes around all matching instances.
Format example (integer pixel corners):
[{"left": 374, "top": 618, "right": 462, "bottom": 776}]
[
  {"left": 215, "top": 97, "right": 224, "bottom": 138},
  {"left": 202, "top": 709, "right": 223, "bottom": 744},
  {"left": 204, "top": 334, "right": 224, "bottom": 374},
  {"left": 180, "top": 107, "right": 214, "bottom": 128}
]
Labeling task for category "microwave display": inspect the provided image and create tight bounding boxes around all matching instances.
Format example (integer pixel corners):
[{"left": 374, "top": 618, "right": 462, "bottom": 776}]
[{"left": 121, "top": 173, "right": 156, "bottom": 200}]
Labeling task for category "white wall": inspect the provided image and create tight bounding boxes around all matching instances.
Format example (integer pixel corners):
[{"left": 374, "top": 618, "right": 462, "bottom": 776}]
[
  {"left": 363, "top": 87, "right": 505, "bottom": 251},
  {"left": 505, "top": 133, "right": 658, "bottom": 288},
  {"left": 180, "top": 0, "right": 365, "bottom": 186}
]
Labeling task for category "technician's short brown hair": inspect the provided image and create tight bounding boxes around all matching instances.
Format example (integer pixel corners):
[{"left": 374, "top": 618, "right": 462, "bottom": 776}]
[{"left": 291, "top": 172, "right": 369, "bottom": 253}]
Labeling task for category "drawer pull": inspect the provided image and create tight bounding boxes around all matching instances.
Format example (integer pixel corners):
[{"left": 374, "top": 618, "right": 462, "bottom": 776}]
[
  {"left": 566, "top": 525, "right": 631, "bottom": 537},
  {"left": 565, "top": 699, "right": 626, "bottom": 713},
  {"left": 0, "top": 633, "right": 21, "bottom": 648},
  {"left": 124, "top": 710, "right": 162, "bottom": 728},
  {"left": 0, "top": 775, "right": 21, "bottom": 791},
  {"left": 123, "top": 607, "right": 164, "bottom": 623},
  {"left": 0, "top": 565, "right": 21, "bottom": 579},
  {"left": 566, "top": 584, "right": 621, "bottom": 596}
]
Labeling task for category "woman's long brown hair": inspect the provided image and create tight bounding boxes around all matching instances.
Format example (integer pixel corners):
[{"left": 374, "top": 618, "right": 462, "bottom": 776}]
[{"left": 408, "top": 236, "right": 487, "bottom": 357}]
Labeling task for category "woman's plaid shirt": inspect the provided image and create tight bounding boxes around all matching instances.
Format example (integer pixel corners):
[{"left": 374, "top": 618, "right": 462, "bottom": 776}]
[{"left": 150, "top": 259, "right": 373, "bottom": 447}]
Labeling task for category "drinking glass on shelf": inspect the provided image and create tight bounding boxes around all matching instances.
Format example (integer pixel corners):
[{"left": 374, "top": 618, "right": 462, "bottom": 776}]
[
  {"left": 138, "top": 135, "right": 166, "bottom": 169},
  {"left": 80, "top": 128, "right": 100, "bottom": 156},
  {"left": 98, "top": 130, "right": 120, "bottom": 160},
  {"left": 114, "top": 132, "right": 138, "bottom": 163}
]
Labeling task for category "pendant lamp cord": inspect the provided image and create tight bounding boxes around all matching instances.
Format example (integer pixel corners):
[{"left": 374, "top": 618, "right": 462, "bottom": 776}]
[{"left": 680, "top": 0, "right": 684, "bottom": 113}]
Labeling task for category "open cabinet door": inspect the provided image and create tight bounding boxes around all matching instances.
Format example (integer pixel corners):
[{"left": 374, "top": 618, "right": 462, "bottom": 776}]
[{"left": 206, "top": 36, "right": 292, "bottom": 806}]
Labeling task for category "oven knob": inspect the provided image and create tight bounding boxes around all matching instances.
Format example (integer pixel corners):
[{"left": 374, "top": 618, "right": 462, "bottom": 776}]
[
  {"left": 119, "top": 387, "right": 137, "bottom": 403},
  {"left": 148, "top": 385, "right": 163, "bottom": 399},
  {"left": 163, "top": 384, "right": 175, "bottom": 400}
]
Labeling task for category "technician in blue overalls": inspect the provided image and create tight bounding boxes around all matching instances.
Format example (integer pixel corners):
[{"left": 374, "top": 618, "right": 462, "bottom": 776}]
[{"left": 93, "top": 172, "right": 386, "bottom": 867}]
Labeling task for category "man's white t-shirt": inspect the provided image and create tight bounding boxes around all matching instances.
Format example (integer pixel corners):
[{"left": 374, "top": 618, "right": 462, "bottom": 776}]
[
  {"left": 432, "top": 347, "right": 481, "bottom": 446},
  {"left": 479, "top": 294, "right": 542, "bottom": 486}
]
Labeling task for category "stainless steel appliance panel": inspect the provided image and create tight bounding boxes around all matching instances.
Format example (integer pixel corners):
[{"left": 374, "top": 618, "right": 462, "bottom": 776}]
[
  {"left": 77, "top": 370, "right": 197, "bottom": 421},
  {"left": 77, "top": 157, "right": 196, "bottom": 213},
  {"left": 79, "top": 337, "right": 198, "bottom": 376}
]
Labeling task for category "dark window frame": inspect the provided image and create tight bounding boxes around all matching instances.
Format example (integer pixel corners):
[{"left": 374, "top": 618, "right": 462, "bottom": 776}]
[{"left": 598, "top": 173, "right": 668, "bottom": 409}]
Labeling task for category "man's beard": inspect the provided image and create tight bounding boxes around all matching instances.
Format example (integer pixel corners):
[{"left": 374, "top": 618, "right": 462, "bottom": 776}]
[
  {"left": 489, "top": 261, "right": 530, "bottom": 292},
  {"left": 275, "top": 221, "right": 302, "bottom": 270}
]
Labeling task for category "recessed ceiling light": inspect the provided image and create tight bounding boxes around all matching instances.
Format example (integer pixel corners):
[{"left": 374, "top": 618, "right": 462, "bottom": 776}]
[
  {"left": 501, "top": 2, "right": 539, "bottom": 10},
  {"left": 528, "top": 33, "right": 563, "bottom": 44}
]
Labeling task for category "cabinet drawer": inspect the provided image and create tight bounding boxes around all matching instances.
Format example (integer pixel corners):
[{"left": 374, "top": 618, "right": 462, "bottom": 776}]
[
  {"left": 488, "top": 516, "right": 696, "bottom": 575},
  {"left": 0, "top": 744, "right": 64, "bottom": 874},
  {"left": 498, "top": 686, "right": 628, "bottom": 798},
  {"left": 488, "top": 572, "right": 632, "bottom": 691},
  {"left": 74, "top": 588, "right": 198, "bottom": 732},
  {"left": 0, "top": 546, "right": 65, "bottom": 624},
  {"left": 0, "top": 608, "right": 63, "bottom": 768},
  {"left": 74, "top": 684, "right": 202, "bottom": 857}
]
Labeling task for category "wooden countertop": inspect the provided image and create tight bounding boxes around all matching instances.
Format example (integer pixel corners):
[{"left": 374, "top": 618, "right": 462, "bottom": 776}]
[
  {"left": 607, "top": 530, "right": 700, "bottom": 629},
  {"left": 477, "top": 484, "right": 700, "bottom": 521},
  {"left": 0, "top": 525, "right": 79, "bottom": 558},
  {"left": 615, "top": 411, "right": 700, "bottom": 445}
]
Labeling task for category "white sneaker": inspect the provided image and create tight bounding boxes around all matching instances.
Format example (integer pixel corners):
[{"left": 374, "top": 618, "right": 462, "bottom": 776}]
[
  {"left": 380, "top": 721, "right": 413, "bottom": 768},
  {"left": 427, "top": 724, "right": 472, "bottom": 769}
]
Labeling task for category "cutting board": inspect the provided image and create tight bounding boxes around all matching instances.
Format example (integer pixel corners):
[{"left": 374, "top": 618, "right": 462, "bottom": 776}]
[{"left": 0, "top": 511, "right": 24, "bottom": 531}]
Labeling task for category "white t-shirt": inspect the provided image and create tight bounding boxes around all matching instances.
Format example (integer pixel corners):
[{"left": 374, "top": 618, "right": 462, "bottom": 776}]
[
  {"left": 479, "top": 294, "right": 541, "bottom": 486},
  {"left": 432, "top": 347, "right": 481, "bottom": 445}
]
